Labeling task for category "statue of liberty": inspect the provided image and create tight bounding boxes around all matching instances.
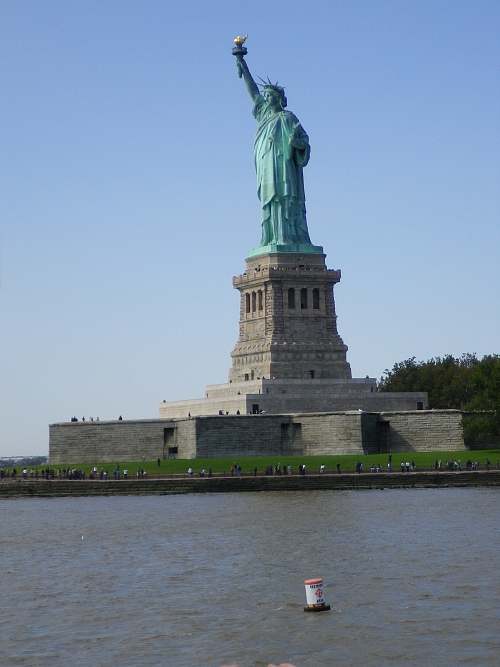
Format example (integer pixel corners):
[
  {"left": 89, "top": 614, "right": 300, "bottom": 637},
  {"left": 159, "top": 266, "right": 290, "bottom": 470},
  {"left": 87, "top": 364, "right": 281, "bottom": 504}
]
[{"left": 233, "top": 37, "right": 321, "bottom": 255}]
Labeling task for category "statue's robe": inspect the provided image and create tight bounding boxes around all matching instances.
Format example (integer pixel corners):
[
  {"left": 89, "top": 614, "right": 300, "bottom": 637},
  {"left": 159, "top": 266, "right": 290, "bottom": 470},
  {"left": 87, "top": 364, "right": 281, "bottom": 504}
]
[{"left": 253, "top": 94, "right": 312, "bottom": 246}]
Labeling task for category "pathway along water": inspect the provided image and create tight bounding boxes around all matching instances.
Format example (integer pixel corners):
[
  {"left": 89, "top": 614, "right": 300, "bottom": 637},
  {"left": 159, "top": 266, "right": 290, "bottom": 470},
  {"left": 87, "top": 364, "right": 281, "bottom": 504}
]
[
  {"left": 1, "top": 488, "right": 499, "bottom": 666},
  {"left": 1, "top": 469, "right": 499, "bottom": 497}
]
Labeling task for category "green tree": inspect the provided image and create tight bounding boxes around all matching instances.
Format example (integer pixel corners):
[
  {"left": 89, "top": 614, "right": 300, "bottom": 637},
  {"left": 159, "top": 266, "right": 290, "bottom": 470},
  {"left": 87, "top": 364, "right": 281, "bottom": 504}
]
[{"left": 379, "top": 354, "right": 500, "bottom": 445}]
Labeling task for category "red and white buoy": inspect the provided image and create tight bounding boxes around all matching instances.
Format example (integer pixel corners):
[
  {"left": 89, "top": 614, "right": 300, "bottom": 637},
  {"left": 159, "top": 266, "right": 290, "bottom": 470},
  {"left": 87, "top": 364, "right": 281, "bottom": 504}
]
[{"left": 304, "top": 577, "right": 331, "bottom": 612}]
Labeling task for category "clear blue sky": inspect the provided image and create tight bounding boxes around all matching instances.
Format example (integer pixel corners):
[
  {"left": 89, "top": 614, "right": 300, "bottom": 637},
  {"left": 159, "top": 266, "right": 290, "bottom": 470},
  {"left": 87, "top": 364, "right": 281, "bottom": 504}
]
[{"left": 1, "top": 1, "right": 499, "bottom": 456}]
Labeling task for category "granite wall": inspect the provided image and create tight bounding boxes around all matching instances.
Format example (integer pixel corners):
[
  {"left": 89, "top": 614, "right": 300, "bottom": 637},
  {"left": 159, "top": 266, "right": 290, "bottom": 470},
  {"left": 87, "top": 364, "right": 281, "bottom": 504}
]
[
  {"left": 49, "top": 419, "right": 197, "bottom": 464},
  {"left": 378, "top": 410, "right": 465, "bottom": 452},
  {"left": 49, "top": 410, "right": 465, "bottom": 464}
]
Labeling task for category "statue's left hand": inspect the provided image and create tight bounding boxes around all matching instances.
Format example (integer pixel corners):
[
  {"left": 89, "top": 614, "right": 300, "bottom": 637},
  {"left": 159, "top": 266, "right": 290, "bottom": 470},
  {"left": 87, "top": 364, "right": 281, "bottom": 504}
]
[{"left": 290, "top": 125, "right": 308, "bottom": 150}]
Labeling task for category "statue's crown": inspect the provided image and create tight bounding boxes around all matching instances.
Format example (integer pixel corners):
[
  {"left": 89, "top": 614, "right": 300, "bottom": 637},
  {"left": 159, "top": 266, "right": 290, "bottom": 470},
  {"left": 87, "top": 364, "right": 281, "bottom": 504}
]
[
  {"left": 258, "top": 77, "right": 287, "bottom": 107},
  {"left": 258, "top": 76, "right": 285, "bottom": 94}
]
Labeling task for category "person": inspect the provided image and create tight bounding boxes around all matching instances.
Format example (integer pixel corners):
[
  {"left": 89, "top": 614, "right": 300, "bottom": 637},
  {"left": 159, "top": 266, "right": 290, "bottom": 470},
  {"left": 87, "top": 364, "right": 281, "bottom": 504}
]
[
  {"left": 336, "top": 463, "right": 341, "bottom": 474},
  {"left": 118, "top": 415, "right": 123, "bottom": 421},
  {"left": 187, "top": 467, "right": 193, "bottom": 477},
  {"left": 236, "top": 53, "right": 313, "bottom": 248},
  {"left": 157, "top": 458, "right": 161, "bottom": 467}
]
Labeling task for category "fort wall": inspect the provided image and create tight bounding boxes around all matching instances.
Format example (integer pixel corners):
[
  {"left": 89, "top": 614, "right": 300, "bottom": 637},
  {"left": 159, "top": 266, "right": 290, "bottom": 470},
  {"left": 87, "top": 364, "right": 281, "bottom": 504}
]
[
  {"left": 49, "top": 410, "right": 465, "bottom": 464},
  {"left": 49, "top": 419, "right": 197, "bottom": 464}
]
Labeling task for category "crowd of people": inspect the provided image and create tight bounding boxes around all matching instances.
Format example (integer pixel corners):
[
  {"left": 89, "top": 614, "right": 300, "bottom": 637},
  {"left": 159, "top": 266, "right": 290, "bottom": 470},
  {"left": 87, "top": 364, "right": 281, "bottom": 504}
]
[
  {"left": 69, "top": 416, "right": 123, "bottom": 422},
  {"left": 0, "top": 466, "right": 148, "bottom": 480},
  {"left": 434, "top": 458, "right": 492, "bottom": 471},
  {"left": 1, "top": 458, "right": 498, "bottom": 482}
]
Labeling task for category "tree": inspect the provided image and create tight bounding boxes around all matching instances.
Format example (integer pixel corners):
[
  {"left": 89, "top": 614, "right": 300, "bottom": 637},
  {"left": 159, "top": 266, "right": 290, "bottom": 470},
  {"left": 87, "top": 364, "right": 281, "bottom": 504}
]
[{"left": 379, "top": 354, "right": 500, "bottom": 446}]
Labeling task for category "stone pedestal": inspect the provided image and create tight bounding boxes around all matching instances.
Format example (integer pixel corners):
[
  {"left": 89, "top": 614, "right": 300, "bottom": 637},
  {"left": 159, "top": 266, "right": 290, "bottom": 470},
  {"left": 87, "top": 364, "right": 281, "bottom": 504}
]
[
  {"left": 230, "top": 252, "right": 351, "bottom": 382},
  {"left": 158, "top": 250, "right": 428, "bottom": 420}
]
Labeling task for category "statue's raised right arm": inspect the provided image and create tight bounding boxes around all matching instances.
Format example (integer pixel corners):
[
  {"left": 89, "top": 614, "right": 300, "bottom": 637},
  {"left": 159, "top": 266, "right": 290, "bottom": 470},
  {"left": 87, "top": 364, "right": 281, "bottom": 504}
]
[{"left": 236, "top": 55, "right": 259, "bottom": 102}]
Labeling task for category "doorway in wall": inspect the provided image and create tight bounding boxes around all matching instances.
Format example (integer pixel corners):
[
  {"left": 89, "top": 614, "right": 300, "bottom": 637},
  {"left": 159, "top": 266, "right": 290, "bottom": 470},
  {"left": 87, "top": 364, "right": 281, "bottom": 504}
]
[{"left": 163, "top": 427, "right": 175, "bottom": 458}]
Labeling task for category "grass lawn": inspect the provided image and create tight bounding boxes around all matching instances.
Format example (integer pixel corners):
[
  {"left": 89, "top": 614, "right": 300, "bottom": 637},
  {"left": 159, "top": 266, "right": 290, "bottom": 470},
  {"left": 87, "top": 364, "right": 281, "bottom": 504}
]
[{"left": 5, "top": 450, "right": 500, "bottom": 476}]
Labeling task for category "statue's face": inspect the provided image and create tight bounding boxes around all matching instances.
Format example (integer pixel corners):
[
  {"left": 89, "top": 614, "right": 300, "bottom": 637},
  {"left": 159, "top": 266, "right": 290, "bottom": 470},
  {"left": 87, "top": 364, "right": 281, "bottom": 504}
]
[{"left": 264, "top": 88, "right": 282, "bottom": 111}]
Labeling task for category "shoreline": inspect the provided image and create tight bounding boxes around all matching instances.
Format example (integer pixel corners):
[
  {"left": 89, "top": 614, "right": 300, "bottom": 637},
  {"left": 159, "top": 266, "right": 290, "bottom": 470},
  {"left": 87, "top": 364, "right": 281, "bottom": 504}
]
[{"left": 1, "top": 470, "right": 499, "bottom": 498}]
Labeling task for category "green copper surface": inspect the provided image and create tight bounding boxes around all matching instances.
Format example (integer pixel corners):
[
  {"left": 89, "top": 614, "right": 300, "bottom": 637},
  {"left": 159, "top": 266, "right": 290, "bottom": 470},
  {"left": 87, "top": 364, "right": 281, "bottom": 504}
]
[
  {"left": 247, "top": 242, "right": 323, "bottom": 258},
  {"left": 234, "top": 43, "right": 320, "bottom": 256}
]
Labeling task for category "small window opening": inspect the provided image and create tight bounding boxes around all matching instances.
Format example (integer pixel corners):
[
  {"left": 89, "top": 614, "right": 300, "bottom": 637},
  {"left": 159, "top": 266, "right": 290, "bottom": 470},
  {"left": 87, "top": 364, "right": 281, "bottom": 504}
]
[
  {"left": 312, "top": 288, "right": 320, "bottom": 309},
  {"left": 258, "top": 290, "right": 263, "bottom": 310},
  {"left": 245, "top": 293, "right": 250, "bottom": 313},
  {"left": 244, "top": 373, "right": 249, "bottom": 381},
  {"left": 417, "top": 401, "right": 424, "bottom": 410},
  {"left": 288, "top": 287, "right": 295, "bottom": 309},
  {"left": 252, "top": 292, "right": 256, "bottom": 312},
  {"left": 300, "top": 288, "right": 308, "bottom": 309}
]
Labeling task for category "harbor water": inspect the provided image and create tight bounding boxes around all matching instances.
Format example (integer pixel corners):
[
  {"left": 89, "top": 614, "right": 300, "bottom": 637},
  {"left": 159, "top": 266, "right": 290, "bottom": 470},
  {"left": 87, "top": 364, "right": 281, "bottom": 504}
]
[{"left": 1, "top": 488, "right": 499, "bottom": 666}]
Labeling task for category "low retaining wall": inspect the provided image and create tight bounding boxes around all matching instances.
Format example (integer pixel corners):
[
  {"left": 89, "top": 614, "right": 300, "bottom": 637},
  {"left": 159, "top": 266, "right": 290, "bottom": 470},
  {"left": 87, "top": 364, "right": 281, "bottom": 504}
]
[{"left": 2, "top": 470, "right": 498, "bottom": 498}]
